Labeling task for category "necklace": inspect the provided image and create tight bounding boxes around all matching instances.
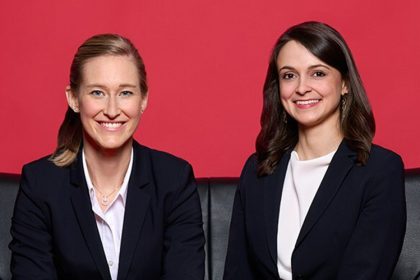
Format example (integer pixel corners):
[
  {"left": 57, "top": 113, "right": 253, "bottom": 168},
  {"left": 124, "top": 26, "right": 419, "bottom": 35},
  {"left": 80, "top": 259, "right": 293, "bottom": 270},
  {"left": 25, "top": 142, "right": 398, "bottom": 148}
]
[{"left": 93, "top": 186, "right": 120, "bottom": 206}]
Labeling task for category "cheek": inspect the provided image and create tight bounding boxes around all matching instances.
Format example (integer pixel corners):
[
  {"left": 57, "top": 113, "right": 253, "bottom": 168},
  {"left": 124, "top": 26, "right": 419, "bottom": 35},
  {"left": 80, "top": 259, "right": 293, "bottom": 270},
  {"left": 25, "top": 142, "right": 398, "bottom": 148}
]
[
  {"left": 321, "top": 75, "right": 344, "bottom": 98},
  {"left": 122, "top": 100, "right": 143, "bottom": 118},
  {"left": 279, "top": 82, "right": 294, "bottom": 100},
  {"left": 78, "top": 114, "right": 95, "bottom": 136},
  {"left": 79, "top": 100, "right": 102, "bottom": 119},
  {"left": 128, "top": 108, "right": 142, "bottom": 131},
  {"left": 130, "top": 110, "right": 142, "bottom": 122},
  {"left": 323, "top": 84, "right": 343, "bottom": 103}
]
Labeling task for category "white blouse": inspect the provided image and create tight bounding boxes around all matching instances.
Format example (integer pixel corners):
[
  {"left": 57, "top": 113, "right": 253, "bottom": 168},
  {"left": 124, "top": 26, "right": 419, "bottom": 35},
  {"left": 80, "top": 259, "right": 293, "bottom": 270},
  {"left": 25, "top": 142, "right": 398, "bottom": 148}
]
[
  {"left": 82, "top": 149, "right": 133, "bottom": 280},
  {"left": 277, "top": 150, "right": 335, "bottom": 280}
]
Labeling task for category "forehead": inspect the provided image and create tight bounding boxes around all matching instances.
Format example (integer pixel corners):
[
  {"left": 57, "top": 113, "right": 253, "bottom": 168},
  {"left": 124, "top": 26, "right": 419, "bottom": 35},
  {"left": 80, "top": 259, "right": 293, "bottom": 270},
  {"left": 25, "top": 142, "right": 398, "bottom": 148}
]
[
  {"left": 81, "top": 55, "right": 140, "bottom": 86},
  {"left": 277, "top": 40, "right": 325, "bottom": 69}
]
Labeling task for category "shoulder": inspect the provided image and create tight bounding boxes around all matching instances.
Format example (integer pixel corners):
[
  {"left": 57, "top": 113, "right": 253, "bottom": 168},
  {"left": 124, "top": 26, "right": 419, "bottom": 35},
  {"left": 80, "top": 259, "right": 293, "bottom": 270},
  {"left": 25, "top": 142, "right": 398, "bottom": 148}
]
[
  {"left": 136, "top": 143, "right": 191, "bottom": 171},
  {"left": 20, "top": 155, "right": 71, "bottom": 198},
  {"left": 22, "top": 154, "right": 68, "bottom": 178},
  {"left": 240, "top": 153, "right": 258, "bottom": 177},
  {"left": 350, "top": 144, "right": 405, "bottom": 198},
  {"left": 342, "top": 143, "right": 404, "bottom": 185},
  {"left": 134, "top": 143, "right": 194, "bottom": 188},
  {"left": 367, "top": 144, "right": 404, "bottom": 171},
  {"left": 239, "top": 151, "right": 291, "bottom": 179},
  {"left": 133, "top": 143, "right": 198, "bottom": 201},
  {"left": 236, "top": 153, "right": 262, "bottom": 194}
]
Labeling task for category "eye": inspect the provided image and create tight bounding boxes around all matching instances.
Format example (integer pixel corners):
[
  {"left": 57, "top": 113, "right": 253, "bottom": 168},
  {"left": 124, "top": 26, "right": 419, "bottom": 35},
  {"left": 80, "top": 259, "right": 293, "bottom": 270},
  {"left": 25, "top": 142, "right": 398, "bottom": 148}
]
[
  {"left": 313, "top": 71, "right": 326, "bottom": 77},
  {"left": 281, "top": 72, "right": 296, "bottom": 80},
  {"left": 120, "top": 90, "right": 133, "bottom": 96},
  {"left": 90, "top": 90, "right": 104, "bottom": 97}
]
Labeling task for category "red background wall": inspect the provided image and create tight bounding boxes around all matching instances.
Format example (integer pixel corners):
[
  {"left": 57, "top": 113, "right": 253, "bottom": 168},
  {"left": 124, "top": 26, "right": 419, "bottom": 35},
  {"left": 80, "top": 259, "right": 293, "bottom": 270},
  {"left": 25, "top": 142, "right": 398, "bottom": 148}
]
[{"left": 0, "top": 0, "right": 419, "bottom": 177}]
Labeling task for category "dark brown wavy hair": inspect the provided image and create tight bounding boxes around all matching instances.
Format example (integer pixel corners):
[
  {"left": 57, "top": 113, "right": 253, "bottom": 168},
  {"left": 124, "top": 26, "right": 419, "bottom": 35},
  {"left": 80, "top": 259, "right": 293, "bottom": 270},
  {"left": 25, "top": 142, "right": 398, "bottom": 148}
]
[
  {"left": 50, "top": 34, "right": 148, "bottom": 166},
  {"left": 256, "top": 21, "right": 375, "bottom": 176}
]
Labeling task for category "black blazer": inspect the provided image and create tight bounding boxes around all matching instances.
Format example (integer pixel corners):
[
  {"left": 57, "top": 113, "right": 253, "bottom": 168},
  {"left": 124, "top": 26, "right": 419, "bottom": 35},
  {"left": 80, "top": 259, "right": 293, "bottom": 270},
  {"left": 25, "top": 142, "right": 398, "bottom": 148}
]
[
  {"left": 10, "top": 141, "right": 205, "bottom": 280},
  {"left": 224, "top": 141, "right": 406, "bottom": 280}
]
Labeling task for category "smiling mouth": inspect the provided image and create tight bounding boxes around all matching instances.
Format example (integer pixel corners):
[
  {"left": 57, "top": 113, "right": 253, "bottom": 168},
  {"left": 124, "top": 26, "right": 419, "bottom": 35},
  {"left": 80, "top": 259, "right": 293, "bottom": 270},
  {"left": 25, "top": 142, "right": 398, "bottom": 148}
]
[
  {"left": 295, "top": 99, "right": 321, "bottom": 105},
  {"left": 99, "top": 122, "right": 124, "bottom": 128}
]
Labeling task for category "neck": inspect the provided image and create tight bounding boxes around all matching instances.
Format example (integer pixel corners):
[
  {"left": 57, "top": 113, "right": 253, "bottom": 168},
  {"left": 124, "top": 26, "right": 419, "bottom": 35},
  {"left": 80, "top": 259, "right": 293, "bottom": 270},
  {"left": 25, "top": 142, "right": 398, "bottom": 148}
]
[
  {"left": 83, "top": 138, "right": 133, "bottom": 193},
  {"left": 296, "top": 116, "right": 343, "bottom": 160}
]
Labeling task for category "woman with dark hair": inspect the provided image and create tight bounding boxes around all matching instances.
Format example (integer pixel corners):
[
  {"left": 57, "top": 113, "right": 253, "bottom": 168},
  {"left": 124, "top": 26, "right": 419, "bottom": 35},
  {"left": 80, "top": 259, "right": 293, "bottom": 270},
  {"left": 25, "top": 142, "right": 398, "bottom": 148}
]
[
  {"left": 10, "top": 34, "right": 205, "bottom": 280},
  {"left": 224, "top": 22, "right": 406, "bottom": 279}
]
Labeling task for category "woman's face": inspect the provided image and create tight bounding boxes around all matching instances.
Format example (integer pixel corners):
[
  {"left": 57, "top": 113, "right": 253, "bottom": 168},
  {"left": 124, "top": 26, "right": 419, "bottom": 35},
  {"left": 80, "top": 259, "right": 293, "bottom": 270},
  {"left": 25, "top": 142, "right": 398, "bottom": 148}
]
[
  {"left": 67, "top": 55, "right": 147, "bottom": 152},
  {"left": 277, "top": 40, "right": 347, "bottom": 131}
]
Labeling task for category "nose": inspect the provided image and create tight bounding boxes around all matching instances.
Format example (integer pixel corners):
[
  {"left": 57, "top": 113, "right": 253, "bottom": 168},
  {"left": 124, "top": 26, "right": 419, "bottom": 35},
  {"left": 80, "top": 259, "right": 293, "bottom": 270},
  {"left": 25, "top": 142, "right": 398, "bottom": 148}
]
[
  {"left": 295, "top": 77, "right": 312, "bottom": 95},
  {"left": 103, "top": 96, "right": 120, "bottom": 119}
]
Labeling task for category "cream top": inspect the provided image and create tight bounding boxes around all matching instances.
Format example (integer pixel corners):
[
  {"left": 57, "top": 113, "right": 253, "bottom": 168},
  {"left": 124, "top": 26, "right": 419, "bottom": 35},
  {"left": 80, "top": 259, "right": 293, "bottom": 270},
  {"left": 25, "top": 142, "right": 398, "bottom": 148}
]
[{"left": 277, "top": 150, "right": 336, "bottom": 280}]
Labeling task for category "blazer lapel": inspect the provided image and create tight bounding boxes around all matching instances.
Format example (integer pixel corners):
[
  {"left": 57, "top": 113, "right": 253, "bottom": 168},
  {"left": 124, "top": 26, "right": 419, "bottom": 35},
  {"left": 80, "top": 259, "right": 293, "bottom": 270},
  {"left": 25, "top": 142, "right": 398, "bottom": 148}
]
[
  {"left": 69, "top": 153, "right": 112, "bottom": 280},
  {"left": 264, "top": 150, "right": 292, "bottom": 266},
  {"left": 295, "top": 141, "right": 356, "bottom": 248},
  {"left": 117, "top": 142, "right": 151, "bottom": 280}
]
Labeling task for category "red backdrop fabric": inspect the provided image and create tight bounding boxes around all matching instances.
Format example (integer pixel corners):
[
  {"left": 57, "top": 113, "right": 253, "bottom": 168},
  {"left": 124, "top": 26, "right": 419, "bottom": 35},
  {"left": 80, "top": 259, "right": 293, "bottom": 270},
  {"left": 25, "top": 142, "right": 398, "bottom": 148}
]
[{"left": 1, "top": 0, "right": 419, "bottom": 177}]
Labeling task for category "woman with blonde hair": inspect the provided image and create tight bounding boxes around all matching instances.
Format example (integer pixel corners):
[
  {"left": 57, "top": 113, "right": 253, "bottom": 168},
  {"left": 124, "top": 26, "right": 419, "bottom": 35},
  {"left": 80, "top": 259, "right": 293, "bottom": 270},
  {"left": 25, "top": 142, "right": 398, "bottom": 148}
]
[{"left": 10, "top": 34, "right": 205, "bottom": 280}]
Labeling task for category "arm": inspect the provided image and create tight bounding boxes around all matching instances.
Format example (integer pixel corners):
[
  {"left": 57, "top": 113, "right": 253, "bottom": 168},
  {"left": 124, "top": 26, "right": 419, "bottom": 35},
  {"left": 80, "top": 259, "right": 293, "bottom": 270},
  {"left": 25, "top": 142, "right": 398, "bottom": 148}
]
[
  {"left": 161, "top": 163, "right": 205, "bottom": 280},
  {"left": 223, "top": 159, "right": 256, "bottom": 280},
  {"left": 9, "top": 166, "right": 58, "bottom": 280},
  {"left": 337, "top": 154, "right": 406, "bottom": 279}
]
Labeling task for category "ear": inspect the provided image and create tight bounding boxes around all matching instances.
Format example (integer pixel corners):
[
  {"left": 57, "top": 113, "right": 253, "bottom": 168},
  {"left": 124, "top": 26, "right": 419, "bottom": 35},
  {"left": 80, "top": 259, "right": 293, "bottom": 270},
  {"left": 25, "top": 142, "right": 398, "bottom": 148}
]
[
  {"left": 140, "top": 92, "right": 149, "bottom": 113},
  {"left": 341, "top": 80, "right": 349, "bottom": 96},
  {"left": 65, "top": 86, "right": 79, "bottom": 113}
]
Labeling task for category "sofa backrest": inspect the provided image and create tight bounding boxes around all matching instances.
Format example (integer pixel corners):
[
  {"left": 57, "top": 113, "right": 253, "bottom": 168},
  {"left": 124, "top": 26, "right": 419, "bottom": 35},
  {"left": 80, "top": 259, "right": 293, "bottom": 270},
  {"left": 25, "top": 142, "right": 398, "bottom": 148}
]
[
  {"left": 392, "top": 169, "right": 420, "bottom": 279},
  {"left": 0, "top": 174, "right": 19, "bottom": 280},
  {"left": 197, "top": 178, "right": 237, "bottom": 280},
  {"left": 1, "top": 170, "right": 420, "bottom": 280},
  {"left": 197, "top": 170, "right": 420, "bottom": 280}
]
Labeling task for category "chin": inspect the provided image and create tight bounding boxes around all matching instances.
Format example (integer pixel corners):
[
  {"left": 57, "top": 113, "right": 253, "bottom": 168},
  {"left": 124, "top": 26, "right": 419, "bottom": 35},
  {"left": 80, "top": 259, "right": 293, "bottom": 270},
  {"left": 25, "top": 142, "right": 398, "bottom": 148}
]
[
  {"left": 101, "top": 139, "right": 132, "bottom": 150},
  {"left": 294, "top": 117, "right": 318, "bottom": 127},
  {"left": 85, "top": 135, "right": 133, "bottom": 152}
]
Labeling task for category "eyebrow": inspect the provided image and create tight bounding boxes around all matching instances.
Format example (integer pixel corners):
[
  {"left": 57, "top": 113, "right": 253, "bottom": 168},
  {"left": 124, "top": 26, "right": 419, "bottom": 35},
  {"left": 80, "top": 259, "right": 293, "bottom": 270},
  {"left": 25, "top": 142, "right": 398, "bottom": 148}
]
[
  {"left": 84, "top": 83, "right": 138, "bottom": 89},
  {"left": 278, "top": 64, "right": 331, "bottom": 72}
]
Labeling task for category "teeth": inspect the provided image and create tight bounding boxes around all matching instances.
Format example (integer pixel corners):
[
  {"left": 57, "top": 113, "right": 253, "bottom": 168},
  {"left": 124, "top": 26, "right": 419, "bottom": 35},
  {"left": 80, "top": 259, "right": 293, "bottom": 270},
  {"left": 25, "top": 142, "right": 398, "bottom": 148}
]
[
  {"left": 101, "top": 122, "right": 122, "bottom": 128},
  {"left": 296, "top": 100, "right": 319, "bottom": 105}
]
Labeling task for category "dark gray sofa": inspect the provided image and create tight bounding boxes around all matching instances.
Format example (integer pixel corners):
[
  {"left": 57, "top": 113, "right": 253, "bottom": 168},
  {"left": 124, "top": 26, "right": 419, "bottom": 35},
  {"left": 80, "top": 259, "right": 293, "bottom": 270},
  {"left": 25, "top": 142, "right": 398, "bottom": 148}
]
[{"left": 1, "top": 170, "right": 420, "bottom": 280}]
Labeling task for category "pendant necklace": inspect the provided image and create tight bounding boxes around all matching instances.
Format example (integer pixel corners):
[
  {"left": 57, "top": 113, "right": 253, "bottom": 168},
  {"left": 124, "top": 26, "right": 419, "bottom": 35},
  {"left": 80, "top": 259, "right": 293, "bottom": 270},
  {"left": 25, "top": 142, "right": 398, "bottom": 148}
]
[{"left": 94, "top": 186, "right": 120, "bottom": 206}]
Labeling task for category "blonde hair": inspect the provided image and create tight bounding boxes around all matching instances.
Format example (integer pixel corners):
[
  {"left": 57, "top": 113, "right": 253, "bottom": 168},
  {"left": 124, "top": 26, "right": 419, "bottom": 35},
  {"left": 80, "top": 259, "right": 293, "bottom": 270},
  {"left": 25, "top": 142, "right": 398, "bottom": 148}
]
[{"left": 50, "top": 34, "right": 148, "bottom": 166}]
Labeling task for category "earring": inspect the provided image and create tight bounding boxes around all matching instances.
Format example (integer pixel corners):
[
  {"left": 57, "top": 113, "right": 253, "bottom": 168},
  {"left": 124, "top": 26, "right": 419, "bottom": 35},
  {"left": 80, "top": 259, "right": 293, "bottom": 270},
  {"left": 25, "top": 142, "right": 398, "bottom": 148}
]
[
  {"left": 72, "top": 107, "right": 79, "bottom": 113},
  {"left": 340, "top": 94, "right": 348, "bottom": 122}
]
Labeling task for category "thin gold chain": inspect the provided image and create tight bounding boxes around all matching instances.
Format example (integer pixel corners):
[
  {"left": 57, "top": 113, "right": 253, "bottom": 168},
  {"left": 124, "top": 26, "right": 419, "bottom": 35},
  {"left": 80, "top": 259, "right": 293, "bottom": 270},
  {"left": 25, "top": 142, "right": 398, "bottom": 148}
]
[{"left": 93, "top": 186, "right": 120, "bottom": 206}]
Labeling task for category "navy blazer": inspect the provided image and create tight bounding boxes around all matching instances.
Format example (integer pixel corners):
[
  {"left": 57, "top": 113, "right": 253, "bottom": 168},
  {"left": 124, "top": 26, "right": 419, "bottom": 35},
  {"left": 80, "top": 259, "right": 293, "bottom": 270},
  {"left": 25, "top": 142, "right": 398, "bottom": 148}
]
[
  {"left": 224, "top": 141, "right": 406, "bottom": 280},
  {"left": 10, "top": 141, "right": 205, "bottom": 280}
]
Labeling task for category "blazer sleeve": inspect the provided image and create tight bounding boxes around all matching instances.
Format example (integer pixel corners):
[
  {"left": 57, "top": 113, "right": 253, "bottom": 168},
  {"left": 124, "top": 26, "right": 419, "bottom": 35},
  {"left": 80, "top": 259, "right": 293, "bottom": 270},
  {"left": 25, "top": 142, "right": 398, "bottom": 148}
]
[
  {"left": 223, "top": 157, "right": 256, "bottom": 280},
  {"left": 160, "top": 163, "right": 205, "bottom": 280},
  {"left": 336, "top": 153, "right": 406, "bottom": 279},
  {"left": 9, "top": 165, "right": 58, "bottom": 280}
]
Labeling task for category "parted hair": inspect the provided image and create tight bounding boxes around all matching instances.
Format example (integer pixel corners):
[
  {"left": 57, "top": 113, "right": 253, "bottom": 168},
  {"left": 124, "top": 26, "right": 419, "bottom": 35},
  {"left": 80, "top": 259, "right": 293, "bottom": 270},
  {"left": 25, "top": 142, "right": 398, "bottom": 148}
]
[
  {"left": 256, "top": 21, "right": 375, "bottom": 176},
  {"left": 50, "top": 34, "right": 148, "bottom": 167}
]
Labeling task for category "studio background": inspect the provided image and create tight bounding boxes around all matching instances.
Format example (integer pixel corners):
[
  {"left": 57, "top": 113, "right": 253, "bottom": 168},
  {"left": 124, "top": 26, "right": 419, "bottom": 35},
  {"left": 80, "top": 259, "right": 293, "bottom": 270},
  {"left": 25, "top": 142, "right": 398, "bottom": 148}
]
[{"left": 1, "top": 0, "right": 419, "bottom": 177}]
